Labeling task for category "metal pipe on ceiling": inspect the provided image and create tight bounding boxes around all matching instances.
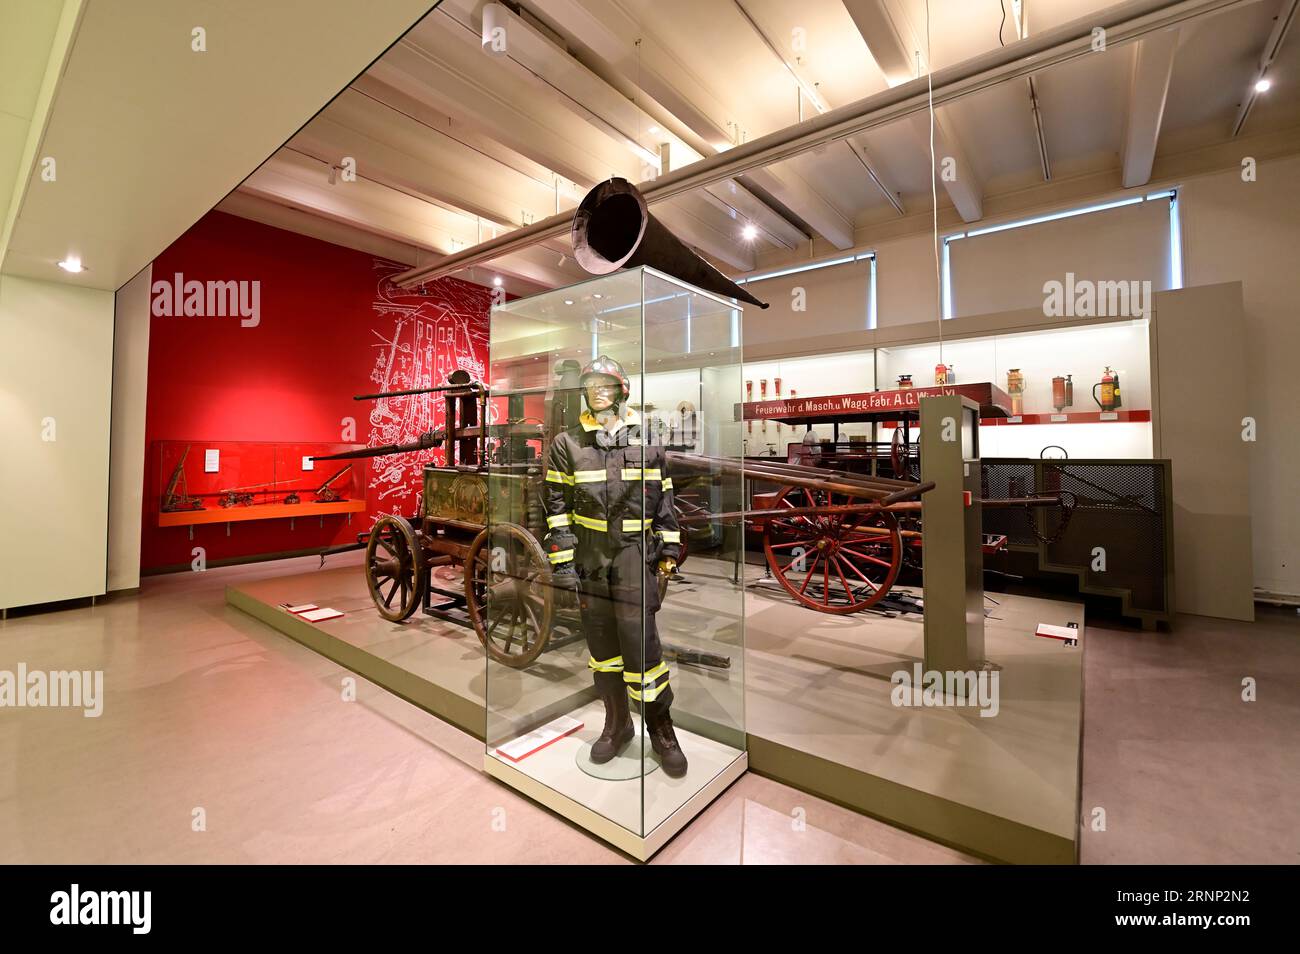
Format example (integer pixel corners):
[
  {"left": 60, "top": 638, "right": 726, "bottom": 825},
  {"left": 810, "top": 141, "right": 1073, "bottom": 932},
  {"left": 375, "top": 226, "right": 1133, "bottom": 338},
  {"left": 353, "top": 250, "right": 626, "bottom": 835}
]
[
  {"left": 392, "top": 0, "right": 1252, "bottom": 288},
  {"left": 732, "top": 0, "right": 905, "bottom": 215},
  {"left": 1232, "top": 0, "right": 1297, "bottom": 136},
  {"left": 1028, "top": 76, "right": 1052, "bottom": 180}
]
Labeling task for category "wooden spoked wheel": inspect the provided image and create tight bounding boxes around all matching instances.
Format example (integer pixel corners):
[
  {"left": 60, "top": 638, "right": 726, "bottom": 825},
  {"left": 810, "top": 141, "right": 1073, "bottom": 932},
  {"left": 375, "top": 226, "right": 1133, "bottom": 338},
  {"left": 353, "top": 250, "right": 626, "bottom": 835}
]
[
  {"left": 465, "top": 523, "right": 554, "bottom": 668},
  {"left": 365, "top": 515, "right": 427, "bottom": 622},
  {"left": 762, "top": 486, "right": 902, "bottom": 614}
]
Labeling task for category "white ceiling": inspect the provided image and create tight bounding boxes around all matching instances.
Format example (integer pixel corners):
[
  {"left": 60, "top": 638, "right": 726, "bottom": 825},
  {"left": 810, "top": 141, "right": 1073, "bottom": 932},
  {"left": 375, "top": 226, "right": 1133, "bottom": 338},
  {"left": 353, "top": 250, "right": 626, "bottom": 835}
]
[
  {"left": 0, "top": 0, "right": 441, "bottom": 291},
  {"left": 223, "top": 0, "right": 1298, "bottom": 287}
]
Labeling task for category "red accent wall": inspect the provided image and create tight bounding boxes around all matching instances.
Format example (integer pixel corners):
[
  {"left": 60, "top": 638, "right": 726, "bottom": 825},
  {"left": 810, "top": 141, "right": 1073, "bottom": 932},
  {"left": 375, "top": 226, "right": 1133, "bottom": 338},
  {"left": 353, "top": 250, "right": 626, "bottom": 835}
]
[{"left": 141, "top": 211, "right": 491, "bottom": 571}]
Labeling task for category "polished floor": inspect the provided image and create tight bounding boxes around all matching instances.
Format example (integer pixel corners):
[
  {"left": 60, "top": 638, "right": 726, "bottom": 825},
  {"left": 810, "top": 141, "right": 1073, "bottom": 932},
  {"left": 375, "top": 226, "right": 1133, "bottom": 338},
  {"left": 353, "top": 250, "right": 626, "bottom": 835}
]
[
  {"left": 0, "top": 556, "right": 973, "bottom": 865},
  {"left": 1, "top": 557, "right": 1295, "bottom": 864}
]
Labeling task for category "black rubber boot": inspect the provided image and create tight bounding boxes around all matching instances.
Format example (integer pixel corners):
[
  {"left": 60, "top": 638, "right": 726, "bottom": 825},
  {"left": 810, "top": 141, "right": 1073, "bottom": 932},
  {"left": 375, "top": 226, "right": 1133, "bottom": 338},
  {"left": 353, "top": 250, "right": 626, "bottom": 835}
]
[
  {"left": 590, "top": 674, "right": 634, "bottom": 764},
  {"left": 646, "top": 705, "right": 688, "bottom": 778}
]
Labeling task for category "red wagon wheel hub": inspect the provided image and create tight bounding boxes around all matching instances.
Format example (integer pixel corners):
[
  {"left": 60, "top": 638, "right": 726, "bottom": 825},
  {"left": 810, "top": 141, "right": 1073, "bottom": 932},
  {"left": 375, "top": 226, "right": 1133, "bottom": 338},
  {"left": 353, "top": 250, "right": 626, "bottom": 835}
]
[{"left": 762, "top": 485, "right": 903, "bottom": 615}]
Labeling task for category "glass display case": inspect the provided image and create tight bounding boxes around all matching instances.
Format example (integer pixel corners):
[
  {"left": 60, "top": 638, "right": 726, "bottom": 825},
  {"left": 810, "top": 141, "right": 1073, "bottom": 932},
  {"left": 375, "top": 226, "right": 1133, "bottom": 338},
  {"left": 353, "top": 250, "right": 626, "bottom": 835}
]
[
  {"left": 874, "top": 318, "right": 1153, "bottom": 459},
  {"left": 483, "top": 266, "right": 747, "bottom": 859},
  {"left": 740, "top": 317, "right": 1154, "bottom": 464},
  {"left": 154, "top": 439, "right": 365, "bottom": 527}
]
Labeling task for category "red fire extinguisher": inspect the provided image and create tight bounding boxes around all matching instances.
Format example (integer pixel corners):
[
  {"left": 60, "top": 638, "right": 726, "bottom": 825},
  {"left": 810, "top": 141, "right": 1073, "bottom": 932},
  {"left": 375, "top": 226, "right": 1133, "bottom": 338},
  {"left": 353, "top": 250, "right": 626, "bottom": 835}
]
[{"left": 1093, "top": 367, "right": 1118, "bottom": 411}]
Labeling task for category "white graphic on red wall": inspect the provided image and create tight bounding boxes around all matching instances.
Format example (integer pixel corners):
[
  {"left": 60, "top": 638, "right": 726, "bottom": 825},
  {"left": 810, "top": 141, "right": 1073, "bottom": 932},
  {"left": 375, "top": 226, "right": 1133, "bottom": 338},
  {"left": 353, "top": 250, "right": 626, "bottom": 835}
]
[{"left": 365, "top": 262, "right": 491, "bottom": 519}]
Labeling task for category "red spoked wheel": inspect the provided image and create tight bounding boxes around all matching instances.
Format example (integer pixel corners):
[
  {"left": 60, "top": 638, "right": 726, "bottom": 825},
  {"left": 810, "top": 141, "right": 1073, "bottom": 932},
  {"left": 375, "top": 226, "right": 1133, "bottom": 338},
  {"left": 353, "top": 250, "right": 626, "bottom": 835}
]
[{"left": 762, "top": 485, "right": 902, "bottom": 614}]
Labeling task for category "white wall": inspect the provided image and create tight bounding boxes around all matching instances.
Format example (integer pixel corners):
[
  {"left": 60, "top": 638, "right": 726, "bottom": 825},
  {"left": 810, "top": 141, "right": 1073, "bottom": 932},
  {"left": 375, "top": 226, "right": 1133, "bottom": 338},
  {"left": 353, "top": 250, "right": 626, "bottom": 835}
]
[
  {"left": 949, "top": 196, "right": 1173, "bottom": 317},
  {"left": 739, "top": 256, "right": 872, "bottom": 346},
  {"left": 739, "top": 151, "right": 1300, "bottom": 597},
  {"left": 107, "top": 265, "right": 151, "bottom": 592},
  {"left": 876, "top": 231, "right": 941, "bottom": 328},
  {"left": 0, "top": 274, "right": 114, "bottom": 609},
  {"left": 1180, "top": 154, "right": 1300, "bottom": 597}
]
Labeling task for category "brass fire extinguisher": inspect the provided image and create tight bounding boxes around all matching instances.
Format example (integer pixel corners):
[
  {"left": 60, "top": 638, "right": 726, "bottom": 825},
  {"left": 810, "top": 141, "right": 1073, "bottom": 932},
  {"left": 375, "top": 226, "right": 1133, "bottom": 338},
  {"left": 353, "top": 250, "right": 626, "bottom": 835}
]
[{"left": 1093, "top": 367, "right": 1118, "bottom": 411}]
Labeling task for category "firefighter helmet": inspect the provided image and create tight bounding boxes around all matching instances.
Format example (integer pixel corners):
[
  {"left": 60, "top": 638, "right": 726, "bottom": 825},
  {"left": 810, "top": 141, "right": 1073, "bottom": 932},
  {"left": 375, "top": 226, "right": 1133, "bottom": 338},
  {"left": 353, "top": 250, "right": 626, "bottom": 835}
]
[{"left": 580, "top": 355, "right": 630, "bottom": 403}]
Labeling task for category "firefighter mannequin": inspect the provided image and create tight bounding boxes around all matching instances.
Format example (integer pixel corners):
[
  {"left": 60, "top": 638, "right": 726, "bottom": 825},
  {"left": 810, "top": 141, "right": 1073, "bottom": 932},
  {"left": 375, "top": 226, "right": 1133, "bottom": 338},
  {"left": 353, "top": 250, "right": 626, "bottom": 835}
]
[{"left": 542, "top": 356, "right": 688, "bottom": 778}]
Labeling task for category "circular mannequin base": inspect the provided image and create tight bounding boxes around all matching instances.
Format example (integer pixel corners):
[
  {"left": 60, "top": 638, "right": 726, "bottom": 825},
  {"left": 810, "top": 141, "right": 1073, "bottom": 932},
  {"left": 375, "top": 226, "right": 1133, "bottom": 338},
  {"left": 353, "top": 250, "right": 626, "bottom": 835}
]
[{"left": 576, "top": 725, "right": 662, "bottom": 780}]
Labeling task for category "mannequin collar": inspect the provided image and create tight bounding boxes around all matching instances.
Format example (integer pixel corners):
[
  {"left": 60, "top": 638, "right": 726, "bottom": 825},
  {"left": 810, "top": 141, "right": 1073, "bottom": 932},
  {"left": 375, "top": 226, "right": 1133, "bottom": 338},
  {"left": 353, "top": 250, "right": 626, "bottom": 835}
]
[{"left": 580, "top": 405, "right": 641, "bottom": 432}]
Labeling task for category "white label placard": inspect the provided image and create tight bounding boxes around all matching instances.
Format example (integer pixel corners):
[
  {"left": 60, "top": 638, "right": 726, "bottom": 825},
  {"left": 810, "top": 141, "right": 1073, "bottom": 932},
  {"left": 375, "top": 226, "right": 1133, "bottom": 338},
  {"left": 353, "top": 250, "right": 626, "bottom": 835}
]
[
  {"left": 495, "top": 715, "right": 584, "bottom": 762},
  {"left": 1036, "top": 622, "right": 1082, "bottom": 643},
  {"left": 1050, "top": 414, "right": 1068, "bottom": 422},
  {"left": 1100, "top": 412, "right": 1119, "bottom": 421},
  {"left": 204, "top": 448, "right": 219, "bottom": 473},
  {"left": 1007, "top": 415, "right": 1022, "bottom": 424},
  {"left": 302, "top": 456, "right": 315, "bottom": 471}
]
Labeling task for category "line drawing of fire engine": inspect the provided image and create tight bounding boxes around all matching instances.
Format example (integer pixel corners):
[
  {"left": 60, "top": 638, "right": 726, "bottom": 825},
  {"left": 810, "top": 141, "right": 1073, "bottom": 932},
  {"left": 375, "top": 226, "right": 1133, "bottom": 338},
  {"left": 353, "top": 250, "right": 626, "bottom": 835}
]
[{"left": 365, "top": 263, "right": 491, "bottom": 516}]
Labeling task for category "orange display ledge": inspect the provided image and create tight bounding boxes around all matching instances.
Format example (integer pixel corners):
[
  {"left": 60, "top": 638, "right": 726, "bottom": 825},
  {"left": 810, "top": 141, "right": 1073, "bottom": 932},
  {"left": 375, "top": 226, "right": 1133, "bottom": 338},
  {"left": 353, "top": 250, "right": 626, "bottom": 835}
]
[
  {"left": 980, "top": 410, "right": 1151, "bottom": 426},
  {"left": 158, "top": 499, "right": 366, "bottom": 528}
]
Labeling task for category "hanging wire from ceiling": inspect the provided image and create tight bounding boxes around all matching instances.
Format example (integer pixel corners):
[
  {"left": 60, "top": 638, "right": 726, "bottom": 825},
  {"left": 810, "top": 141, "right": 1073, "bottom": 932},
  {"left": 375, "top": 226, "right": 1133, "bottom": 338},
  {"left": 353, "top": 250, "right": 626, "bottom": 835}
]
[
  {"left": 999, "top": 0, "right": 1008, "bottom": 46},
  {"left": 926, "top": 0, "right": 945, "bottom": 361}
]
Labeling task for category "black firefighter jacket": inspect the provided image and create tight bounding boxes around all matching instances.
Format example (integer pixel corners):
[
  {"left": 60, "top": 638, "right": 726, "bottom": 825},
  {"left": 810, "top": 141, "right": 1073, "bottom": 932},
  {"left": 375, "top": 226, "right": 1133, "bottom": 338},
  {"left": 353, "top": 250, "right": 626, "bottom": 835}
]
[{"left": 542, "top": 408, "right": 682, "bottom": 571}]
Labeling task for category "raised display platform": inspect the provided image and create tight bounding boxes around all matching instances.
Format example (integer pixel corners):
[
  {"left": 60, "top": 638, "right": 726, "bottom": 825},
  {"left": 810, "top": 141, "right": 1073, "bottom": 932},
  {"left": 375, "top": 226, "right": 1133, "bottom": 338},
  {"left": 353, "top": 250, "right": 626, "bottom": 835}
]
[{"left": 228, "top": 556, "right": 1083, "bottom": 863}]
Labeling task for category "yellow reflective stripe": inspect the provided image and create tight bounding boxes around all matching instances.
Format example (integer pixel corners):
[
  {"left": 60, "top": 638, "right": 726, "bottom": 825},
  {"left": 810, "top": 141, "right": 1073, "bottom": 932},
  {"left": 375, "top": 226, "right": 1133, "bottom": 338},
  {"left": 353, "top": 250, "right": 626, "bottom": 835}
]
[
  {"left": 588, "top": 655, "right": 624, "bottom": 673},
  {"left": 658, "top": 530, "right": 681, "bottom": 543},
  {"left": 619, "top": 468, "right": 663, "bottom": 481},
  {"left": 627, "top": 679, "right": 669, "bottom": 703},
  {"left": 623, "top": 662, "right": 670, "bottom": 685},
  {"left": 573, "top": 470, "right": 605, "bottom": 484},
  {"left": 545, "top": 513, "right": 571, "bottom": 529},
  {"left": 621, "top": 518, "right": 653, "bottom": 532},
  {"left": 643, "top": 469, "right": 661, "bottom": 481},
  {"left": 625, "top": 660, "right": 670, "bottom": 702},
  {"left": 572, "top": 514, "right": 608, "bottom": 531},
  {"left": 547, "top": 549, "right": 574, "bottom": 564},
  {"left": 545, "top": 469, "right": 573, "bottom": 485},
  {"left": 661, "top": 477, "right": 673, "bottom": 491}
]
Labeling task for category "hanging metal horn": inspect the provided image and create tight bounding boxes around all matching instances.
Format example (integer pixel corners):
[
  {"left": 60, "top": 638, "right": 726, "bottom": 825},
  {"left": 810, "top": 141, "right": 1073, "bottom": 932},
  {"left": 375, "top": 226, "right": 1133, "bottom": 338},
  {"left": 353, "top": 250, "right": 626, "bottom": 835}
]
[{"left": 571, "top": 177, "right": 769, "bottom": 309}]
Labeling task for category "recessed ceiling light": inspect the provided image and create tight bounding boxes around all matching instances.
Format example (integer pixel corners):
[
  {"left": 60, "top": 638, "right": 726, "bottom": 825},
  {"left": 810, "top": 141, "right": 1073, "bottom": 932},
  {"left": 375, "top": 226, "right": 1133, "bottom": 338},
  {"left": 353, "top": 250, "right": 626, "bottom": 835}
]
[
  {"left": 593, "top": 293, "right": 603, "bottom": 299},
  {"left": 564, "top": 299, "right": 574, "bottom": 305},
  {"left": 1255, "top": 78, "right": 1272, "bottom": 93},
  {"left": 742, "top": 224, "right": 758, "bottom": 241},
  {"left": 648, "top": 125, "right": 660, "bottom": 134},
  {"left": 493, "top": 276, "right": 503, "bottom": 287},
  {"left": 57, "top": 257, "right": 83, "bottom": 273}
]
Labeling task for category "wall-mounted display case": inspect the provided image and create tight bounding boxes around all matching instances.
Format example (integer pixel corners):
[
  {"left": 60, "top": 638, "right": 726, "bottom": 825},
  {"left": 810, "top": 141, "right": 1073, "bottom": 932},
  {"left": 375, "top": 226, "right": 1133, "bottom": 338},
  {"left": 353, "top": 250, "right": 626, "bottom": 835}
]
[
  {"left": 154, "top": 439, "right": 365, "bottom": 527},
  {"left": 484, "top": 266, "right": 747, "bottom": 860},
  {"left": 741, "top": 317, "right": 1154, "bottom": 461}
]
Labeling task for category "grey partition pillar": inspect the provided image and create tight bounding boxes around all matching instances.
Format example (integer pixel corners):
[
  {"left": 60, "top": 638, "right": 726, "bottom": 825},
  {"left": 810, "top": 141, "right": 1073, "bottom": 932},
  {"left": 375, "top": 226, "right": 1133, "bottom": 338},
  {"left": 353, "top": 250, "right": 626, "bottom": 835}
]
[{"left": 920, "top": 395, "right": 985, "bottom": 671}]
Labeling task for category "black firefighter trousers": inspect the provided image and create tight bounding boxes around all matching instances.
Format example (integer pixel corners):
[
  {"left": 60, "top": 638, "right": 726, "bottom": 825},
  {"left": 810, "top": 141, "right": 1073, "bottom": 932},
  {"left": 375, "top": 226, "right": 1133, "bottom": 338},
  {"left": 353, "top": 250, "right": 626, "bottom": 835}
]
[{"left": 574, "top": 534, "right": 673, "bottom": 713}]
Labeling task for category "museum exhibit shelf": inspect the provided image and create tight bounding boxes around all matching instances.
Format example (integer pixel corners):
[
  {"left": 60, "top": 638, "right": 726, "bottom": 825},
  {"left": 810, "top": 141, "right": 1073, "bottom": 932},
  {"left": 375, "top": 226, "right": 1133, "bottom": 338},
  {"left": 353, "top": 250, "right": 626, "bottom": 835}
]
[
  {"left": 157, "top": 499, "right": 365, "bottom": 527},
  {"left": 153, "top": 439, "right": 365, "bottom": 528},
  {"left": 740, "top": 316, "right": 1155, "bottom": 460},
  {"left": 984, "top": 410, "right": 1152, "bottom": 425}
]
